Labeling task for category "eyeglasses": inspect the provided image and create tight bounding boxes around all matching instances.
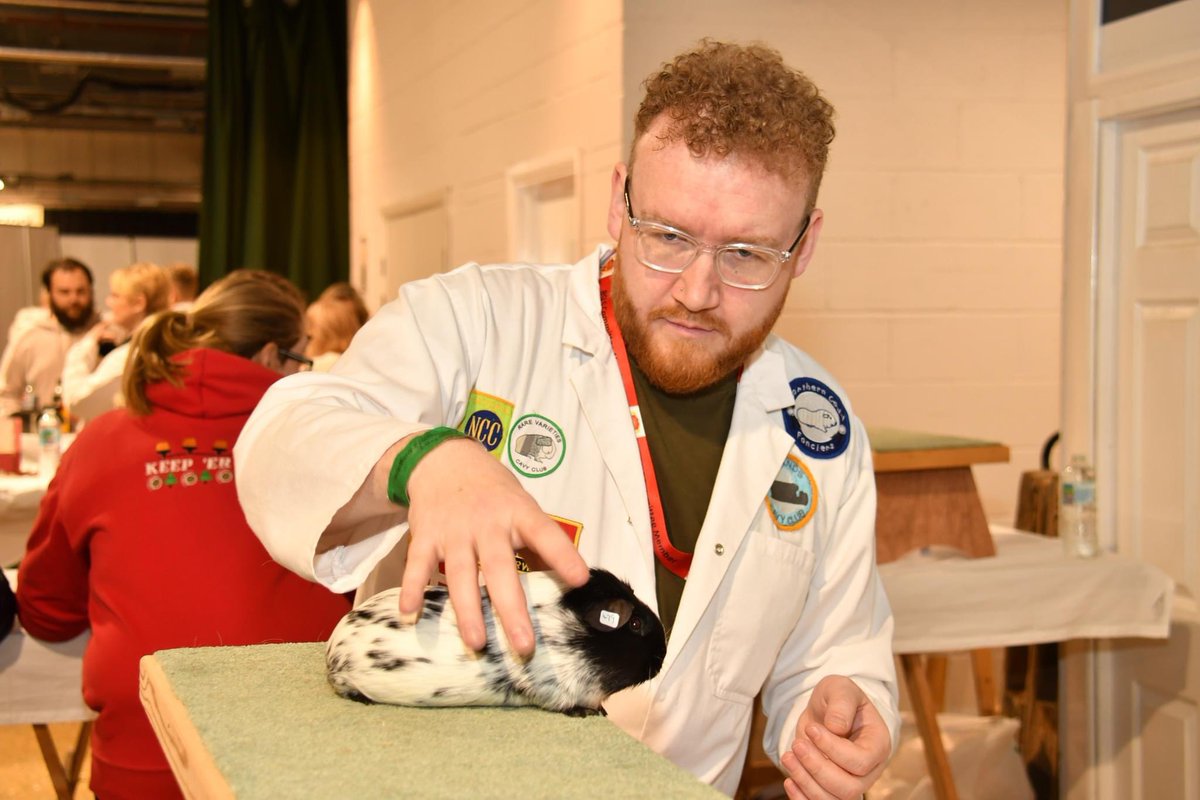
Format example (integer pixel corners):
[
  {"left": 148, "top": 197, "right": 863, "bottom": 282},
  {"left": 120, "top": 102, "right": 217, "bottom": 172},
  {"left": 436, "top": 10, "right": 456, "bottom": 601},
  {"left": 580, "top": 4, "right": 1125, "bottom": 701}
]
[
  {"left": 623, "top": 176, "right": 810, "bottom": 291},
  {"left": 278, "top": 347, "right": 314, "bottom": 371}
]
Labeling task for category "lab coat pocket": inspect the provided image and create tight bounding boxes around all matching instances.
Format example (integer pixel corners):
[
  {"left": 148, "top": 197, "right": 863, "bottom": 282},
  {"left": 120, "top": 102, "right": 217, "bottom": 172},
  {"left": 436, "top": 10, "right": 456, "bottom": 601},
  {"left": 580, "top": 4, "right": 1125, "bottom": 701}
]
[{"left": 707, "top": 533, "right": 816, "bottom": 704}]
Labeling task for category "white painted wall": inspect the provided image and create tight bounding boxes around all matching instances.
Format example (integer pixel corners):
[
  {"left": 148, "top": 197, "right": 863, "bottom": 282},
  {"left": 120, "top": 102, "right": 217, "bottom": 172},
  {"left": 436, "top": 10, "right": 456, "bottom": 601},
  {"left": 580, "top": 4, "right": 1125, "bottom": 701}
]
[
  {"left": 349, "top": 0, "right": 624, "bottom": 311},
  {"left": 349, "top": 0, "right": 1068, "bottom": 525}
]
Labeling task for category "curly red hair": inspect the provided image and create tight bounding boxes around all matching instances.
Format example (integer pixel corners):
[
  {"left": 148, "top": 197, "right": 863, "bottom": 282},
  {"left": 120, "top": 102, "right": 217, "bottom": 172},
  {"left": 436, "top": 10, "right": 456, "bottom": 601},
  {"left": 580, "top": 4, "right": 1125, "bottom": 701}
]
[{"left": 633, "top": 39, "right": 835, "bottom": 211}]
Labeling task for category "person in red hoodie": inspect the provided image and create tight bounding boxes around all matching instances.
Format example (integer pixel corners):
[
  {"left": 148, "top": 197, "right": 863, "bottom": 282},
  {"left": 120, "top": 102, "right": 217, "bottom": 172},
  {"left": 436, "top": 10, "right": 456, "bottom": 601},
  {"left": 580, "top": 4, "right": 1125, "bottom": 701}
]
[{"left": 17, "top": 270, "right": 350, "bottom": 800}]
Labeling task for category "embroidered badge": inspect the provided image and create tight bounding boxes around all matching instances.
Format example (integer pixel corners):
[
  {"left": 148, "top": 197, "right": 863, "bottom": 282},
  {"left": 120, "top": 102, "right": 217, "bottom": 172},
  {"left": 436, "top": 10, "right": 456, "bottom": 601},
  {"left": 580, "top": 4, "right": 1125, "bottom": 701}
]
[
  {"left": 767, "top": 454, "right": 818, "bottom": 531},
  {"left": 782, "top": 377, "right": 850, "bottom": 459},
  {"left": 508, "top": 414, "right": 566, "bottom": 477},
  {"left": 514, "top": 515, "right": 584, "bottom": 572},
  {"left": 630, "top": 404, "right": 645, "bottom": 438},
  {"left": 458, "top": 389, "right": 515, "bottom": 459}
]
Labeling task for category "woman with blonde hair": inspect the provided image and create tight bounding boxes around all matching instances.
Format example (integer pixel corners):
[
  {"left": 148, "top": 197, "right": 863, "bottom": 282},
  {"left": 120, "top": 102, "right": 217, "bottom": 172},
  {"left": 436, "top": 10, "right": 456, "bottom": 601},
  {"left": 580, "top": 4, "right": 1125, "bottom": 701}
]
[
  {"left": 61, "top": 261, "right": 172, "bottom": 422},
  {"left": 17, "top": 270, "right": 348, "bottom": 800},
  {"left": 305, "top": 281, "right": 369, "bottom": 371}
]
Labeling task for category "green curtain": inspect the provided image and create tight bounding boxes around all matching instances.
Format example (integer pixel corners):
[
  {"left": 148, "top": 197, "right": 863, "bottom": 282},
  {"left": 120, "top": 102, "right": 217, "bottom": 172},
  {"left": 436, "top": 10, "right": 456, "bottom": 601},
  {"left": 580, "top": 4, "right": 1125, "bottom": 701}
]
[{"left": 198, "top": 0, "right": 348, "bottom": 299}]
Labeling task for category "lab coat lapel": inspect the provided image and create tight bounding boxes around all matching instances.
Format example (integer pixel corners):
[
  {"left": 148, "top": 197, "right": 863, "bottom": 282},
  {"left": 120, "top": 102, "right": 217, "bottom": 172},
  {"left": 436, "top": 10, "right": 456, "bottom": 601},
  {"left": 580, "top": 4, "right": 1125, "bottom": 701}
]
[
  {"left": 569, "top": 352, "right": 651, "bottom": 539},
  {"left": 661, "top": 346, "right": 797, "bottom": 670},
  {"left": 564, "top": 249, "right": 656, "bottom": 583}
]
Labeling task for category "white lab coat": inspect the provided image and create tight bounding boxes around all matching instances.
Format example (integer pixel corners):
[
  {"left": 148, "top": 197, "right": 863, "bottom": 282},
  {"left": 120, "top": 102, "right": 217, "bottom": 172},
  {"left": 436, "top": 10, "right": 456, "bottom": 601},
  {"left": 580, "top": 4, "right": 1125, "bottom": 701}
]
[{"left": 235, "top": 247, "right": 899, "bottom": 795}]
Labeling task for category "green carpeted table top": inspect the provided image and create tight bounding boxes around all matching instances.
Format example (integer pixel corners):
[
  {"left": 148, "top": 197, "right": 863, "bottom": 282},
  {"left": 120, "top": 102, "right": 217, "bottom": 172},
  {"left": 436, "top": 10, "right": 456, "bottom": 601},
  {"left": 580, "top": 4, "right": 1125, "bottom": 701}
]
[
  {"left": 867, "top": 426, "right": 1002, "bottom": 453},
  {"left": 154, "top": 642, "right": 723, "bottom": 799}
]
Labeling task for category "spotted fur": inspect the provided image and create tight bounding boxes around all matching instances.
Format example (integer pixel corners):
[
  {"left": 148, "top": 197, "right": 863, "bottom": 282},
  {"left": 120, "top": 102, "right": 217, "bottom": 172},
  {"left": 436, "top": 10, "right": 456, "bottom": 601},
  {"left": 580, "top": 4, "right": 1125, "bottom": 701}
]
[{"left": 325, "top": 569, "right": 666, "bottom": 715}]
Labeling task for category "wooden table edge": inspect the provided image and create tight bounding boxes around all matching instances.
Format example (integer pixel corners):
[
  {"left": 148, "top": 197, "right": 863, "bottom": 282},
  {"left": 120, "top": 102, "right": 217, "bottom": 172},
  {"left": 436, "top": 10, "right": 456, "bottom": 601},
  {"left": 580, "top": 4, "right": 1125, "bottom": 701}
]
[
  {"left": 872, "top": 443, "right": 1011, "bottom": 473},
  {"left": 139, "top": 654, "right": 235, "bottom": 800}
]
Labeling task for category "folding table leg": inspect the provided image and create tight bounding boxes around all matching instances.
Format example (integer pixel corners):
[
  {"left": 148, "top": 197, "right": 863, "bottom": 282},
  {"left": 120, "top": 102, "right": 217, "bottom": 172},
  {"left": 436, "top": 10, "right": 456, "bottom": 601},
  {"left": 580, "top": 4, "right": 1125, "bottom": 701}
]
[
  {"left": 971, "top": 649, "right": 1000, "bottom": 716},
  {"left": 925, "top": 655, "right": 948, "bottom": 713},
  {"left": 900, "top": 653, "right": 959, "bottom": 800},
  {"left": 67, "top": 721, "right": 92, "bottom": 792},
  {"left": 32, "top": 721, "right": 91, "bottom": 800}
]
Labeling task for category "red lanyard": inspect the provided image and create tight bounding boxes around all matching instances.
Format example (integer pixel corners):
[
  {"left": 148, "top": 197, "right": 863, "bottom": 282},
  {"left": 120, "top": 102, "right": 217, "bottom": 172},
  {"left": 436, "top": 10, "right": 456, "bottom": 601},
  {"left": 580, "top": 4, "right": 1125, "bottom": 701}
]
[{"left": 598, "top": 258, "right": 693, "bottom": 579}]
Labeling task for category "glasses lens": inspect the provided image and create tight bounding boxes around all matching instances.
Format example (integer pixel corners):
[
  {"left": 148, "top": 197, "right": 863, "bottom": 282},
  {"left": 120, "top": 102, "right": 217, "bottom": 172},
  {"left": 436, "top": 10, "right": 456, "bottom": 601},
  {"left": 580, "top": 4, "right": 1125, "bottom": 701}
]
[
  {"left": 717, "top": 247, "right": 780, "bottom": 288},
  {"left": 635, "top": 224, "right": 696, "bottom": 273}
]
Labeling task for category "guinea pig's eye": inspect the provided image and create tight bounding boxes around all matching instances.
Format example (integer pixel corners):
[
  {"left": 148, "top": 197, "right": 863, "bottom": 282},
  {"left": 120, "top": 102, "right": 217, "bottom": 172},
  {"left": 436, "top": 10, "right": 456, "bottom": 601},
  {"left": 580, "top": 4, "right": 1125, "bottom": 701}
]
[{"left": 629, "top": 616, "right": 644, "bottom": 634}]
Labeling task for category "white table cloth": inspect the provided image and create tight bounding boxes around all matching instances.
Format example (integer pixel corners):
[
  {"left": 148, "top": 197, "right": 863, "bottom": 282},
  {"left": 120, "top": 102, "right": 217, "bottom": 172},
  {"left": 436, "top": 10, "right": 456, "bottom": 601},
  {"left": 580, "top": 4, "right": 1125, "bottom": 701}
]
[
  {"left": 880, "top": 526, "right": 1174, "bottom": 654},
  {"left": 0, "top": 433, "right": 72, "bottom": 564},
  {"left": 0, "top": 568, "right": 92, "bottom": 725}
]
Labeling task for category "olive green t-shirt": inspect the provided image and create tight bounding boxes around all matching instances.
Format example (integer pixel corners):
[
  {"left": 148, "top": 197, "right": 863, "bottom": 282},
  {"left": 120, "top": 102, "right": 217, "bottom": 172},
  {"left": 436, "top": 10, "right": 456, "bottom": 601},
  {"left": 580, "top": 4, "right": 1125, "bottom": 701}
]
[{"left": 629, "top": 358, "right": 737, "bottom": 636}]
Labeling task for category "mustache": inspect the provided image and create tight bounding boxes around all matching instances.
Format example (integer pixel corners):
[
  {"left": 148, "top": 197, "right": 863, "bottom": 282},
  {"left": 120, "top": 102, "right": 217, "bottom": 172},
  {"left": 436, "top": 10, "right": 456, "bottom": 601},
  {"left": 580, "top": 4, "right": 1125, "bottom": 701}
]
[{"left": 648, "top": 306, "right": 728, "bottom": 336}]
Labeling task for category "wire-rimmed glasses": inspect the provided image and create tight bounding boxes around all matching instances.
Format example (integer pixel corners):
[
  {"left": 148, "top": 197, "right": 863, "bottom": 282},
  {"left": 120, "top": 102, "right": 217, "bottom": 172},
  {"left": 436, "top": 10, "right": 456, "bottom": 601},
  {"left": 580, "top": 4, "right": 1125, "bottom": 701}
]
[{"left": 622, "top": 176, "right": 810, "bottom": 291}]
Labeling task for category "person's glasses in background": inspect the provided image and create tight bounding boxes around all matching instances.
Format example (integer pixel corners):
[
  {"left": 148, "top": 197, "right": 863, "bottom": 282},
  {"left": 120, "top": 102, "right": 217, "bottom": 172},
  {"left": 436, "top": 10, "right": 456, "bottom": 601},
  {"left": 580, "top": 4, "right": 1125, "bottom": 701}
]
[{"left": 278, "top": 347, "right": 314, "bottom": 372}]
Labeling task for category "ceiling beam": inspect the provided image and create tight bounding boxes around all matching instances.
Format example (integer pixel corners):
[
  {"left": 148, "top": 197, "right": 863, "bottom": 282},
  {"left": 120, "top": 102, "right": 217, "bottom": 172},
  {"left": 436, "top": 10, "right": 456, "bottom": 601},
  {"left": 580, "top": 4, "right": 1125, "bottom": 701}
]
[
  {"left": 0, "top": 45, "right": 205, "bottom": 74},
  {"left": 0, "top": 0, "right": 205, "bottom": 18}
]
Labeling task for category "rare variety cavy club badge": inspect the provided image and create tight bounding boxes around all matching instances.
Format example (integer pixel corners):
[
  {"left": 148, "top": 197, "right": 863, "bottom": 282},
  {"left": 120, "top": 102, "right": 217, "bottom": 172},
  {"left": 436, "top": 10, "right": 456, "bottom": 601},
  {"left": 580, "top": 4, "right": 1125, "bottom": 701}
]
[{"left": 325, "top": 569, "right": 665, "bottom": 716}]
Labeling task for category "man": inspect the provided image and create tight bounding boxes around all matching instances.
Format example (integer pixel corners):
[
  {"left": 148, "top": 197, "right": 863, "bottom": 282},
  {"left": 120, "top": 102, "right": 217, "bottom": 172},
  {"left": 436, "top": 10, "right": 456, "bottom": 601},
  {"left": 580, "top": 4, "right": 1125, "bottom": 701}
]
[
  {"left": 1, "top": 258, "right": 98, "bottom": 417},
  {"left": 236, "top": 41, "right": 897, "bottom": 798}
]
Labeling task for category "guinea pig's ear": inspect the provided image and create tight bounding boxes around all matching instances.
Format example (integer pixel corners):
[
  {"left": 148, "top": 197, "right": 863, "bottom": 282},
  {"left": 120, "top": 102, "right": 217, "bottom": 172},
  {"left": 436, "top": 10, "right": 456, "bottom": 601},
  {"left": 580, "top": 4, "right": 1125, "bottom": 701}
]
[{"left": 583, "top": 599, "right": 634, "bottom": 632}]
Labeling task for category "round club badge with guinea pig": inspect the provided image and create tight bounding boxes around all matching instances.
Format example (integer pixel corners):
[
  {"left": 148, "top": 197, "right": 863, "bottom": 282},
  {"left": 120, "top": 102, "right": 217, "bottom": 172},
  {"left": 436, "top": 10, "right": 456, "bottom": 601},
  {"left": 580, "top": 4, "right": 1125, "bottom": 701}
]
[
  {"left": 782, "top": 377, "right": 850, "bottom": 459},
  {"left": 508, "top": 414, "right": 566, "bottom": 477}
]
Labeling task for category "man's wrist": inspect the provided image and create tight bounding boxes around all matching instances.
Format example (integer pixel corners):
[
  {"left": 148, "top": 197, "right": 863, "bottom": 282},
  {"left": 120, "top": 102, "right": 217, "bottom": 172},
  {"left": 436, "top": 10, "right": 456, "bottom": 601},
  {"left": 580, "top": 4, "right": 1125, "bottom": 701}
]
[{"left": 386, "top": 426, "right": 470, "bottom": 507}]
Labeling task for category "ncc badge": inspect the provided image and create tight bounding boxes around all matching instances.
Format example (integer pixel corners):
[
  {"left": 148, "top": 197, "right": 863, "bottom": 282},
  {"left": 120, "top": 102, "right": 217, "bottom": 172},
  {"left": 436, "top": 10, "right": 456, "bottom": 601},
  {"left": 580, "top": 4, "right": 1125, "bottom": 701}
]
[
  {"left": 783, "top": 377, "right": 850, "bottom": 459},
  {"left": 768, "top": 454, "right": 818, "bottom": 531},
  {"left": 508, "top": 414, "right": 566, "bottom": 477},
  {"left": 457, "top": 389, "right": 514, "bottom": 459}
]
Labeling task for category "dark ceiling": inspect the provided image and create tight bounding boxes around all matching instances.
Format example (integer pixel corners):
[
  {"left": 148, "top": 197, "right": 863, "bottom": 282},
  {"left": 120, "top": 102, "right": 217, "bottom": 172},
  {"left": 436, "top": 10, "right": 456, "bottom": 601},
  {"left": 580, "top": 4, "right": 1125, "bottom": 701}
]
[{"left": 0, "top": 0, "right": 207, "bottom": 134}]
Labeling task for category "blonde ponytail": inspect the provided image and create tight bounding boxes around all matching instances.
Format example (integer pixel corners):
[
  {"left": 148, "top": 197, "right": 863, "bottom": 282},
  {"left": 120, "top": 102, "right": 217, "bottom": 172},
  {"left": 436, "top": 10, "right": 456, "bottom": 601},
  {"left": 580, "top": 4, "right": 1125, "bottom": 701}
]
[{"left": 122, "top": 270, "right": 305, "bottom": 416}]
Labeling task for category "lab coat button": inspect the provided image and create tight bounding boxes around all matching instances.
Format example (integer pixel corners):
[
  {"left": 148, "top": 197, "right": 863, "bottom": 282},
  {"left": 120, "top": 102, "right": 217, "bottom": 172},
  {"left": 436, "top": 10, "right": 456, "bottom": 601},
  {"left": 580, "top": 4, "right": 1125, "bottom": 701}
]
[{"left": 714, "top": 543, "right": 725, "bottom": 556}]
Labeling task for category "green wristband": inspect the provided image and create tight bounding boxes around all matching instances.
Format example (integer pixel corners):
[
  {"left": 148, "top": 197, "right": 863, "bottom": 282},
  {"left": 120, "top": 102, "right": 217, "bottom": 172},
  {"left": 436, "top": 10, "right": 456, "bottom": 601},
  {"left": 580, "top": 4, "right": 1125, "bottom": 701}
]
[{"left": 387, "top": 426, "right": 470, "bottom": 507}]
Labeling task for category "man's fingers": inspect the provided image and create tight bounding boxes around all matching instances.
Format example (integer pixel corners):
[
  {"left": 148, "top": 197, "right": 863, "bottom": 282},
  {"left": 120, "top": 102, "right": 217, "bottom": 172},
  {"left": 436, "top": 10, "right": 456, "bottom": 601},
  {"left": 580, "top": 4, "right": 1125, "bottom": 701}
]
[
  {"left": 444, "top": 548, "right": 486, "bottom": 651},
  {"left": 813, "top": 676, "right": 861, "bottom": 737},
  {"left": 781, "top": 748, "right": 837, "bottom": 800},
  {"left": 477, "top": 537, "right": 534, "bottom": 657},
  {"left": 519, "top": 511, "right": 589, "bottom": 586},
  {"left": 805, "top": 723, "right": 880, "bottom": 779},
  {"left": 397, "top": 538, "right": 437, "bottom": 621},
  {"left": 786, "top": 739, "right": 851, "bottom": 800}
]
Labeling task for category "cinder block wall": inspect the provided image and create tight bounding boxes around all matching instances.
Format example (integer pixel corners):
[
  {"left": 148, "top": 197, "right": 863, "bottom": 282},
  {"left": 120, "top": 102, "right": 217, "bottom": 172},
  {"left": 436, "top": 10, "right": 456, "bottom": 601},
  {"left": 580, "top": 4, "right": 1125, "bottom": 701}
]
[
  {"left": 350, "top": 0, "right": 1067, "bottom": 525},
  {"left": 349, "top": 0, "right": 624, "bottom": 308}
]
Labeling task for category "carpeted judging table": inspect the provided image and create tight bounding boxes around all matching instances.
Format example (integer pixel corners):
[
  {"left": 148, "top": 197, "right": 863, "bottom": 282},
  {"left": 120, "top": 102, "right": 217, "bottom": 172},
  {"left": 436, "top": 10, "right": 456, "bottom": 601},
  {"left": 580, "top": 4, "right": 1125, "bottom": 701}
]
[{"left": 140, "top": 642, "right": 723, "bottom": 799}]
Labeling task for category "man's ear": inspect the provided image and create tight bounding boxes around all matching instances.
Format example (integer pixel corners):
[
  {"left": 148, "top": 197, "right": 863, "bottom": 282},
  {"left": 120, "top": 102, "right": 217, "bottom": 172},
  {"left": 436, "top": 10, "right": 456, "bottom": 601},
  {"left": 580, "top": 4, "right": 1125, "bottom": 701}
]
[
  {"left": 250, "top": 341, "right": 278, "bottom": 368},
  {"left": 790, "top": 209, "right": 825, "bottom": 280},
  {"left": 606, "top": 163, "right": 629, "bottom": 242}
]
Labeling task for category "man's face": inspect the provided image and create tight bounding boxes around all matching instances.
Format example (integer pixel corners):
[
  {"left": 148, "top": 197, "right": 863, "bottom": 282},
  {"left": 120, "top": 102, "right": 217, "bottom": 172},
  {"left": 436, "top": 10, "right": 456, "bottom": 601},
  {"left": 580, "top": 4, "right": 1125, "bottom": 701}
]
[
  {"left": 605, "top": 121, "right": 823, "bottom": 394},
  {"left": 48, "top": 268, "right": 94, "bottom": 332}
]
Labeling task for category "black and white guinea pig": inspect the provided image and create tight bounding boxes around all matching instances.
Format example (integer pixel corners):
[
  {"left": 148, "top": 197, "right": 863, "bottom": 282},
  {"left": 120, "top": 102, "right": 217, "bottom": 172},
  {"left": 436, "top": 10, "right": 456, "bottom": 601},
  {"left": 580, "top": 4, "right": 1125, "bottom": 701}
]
[{"left": 325, "top": 567, "right": 666, "bottom": 716}]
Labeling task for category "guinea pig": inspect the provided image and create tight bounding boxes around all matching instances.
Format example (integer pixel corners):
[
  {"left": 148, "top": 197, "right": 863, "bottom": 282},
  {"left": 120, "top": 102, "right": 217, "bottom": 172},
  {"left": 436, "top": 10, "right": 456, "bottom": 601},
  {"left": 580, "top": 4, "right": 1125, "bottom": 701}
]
[{"left": 325, "top": 567, "right": 666, "bottom": 716}]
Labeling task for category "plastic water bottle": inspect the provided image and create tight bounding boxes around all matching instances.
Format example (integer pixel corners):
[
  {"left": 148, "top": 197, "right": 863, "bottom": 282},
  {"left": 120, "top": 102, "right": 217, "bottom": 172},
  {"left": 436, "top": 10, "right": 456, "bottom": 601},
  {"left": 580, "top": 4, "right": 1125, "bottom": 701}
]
[
  {"left": 37, "top": 406, "right": 62, "bottom": 476},
  {"left": 1060, "top": 454, "right": 1098, "bottom": 557}
]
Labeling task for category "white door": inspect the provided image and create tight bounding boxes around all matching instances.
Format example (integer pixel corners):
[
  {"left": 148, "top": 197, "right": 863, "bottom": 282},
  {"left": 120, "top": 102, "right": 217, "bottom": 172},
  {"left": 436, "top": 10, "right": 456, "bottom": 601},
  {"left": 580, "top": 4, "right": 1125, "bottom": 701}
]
[
  {"left": 1063, "top": 2, "right": 1200, "bottom": 798},
  {"left": 383, "top": 199, "right": 448, "bottom": 306},
  {"left": 1097, "top": 107, "right": 1200, "bottom": 800}
]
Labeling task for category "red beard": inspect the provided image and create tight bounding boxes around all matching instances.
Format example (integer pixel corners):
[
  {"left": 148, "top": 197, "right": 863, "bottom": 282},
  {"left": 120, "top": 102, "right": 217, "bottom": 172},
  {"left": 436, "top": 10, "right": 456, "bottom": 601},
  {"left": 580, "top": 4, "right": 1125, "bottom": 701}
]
[{"left": 611, "top": 260, "right": 784, "bottom": 395}]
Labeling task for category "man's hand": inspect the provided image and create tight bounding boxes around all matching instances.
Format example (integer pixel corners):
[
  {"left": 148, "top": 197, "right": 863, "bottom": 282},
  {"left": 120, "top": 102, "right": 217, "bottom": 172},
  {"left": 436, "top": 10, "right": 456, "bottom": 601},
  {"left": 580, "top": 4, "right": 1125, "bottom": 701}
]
[
  {"left": 398, "top": 437, "right": 590, "bottom": 657},
  {"left": 780, "top": 675, "right": 892, "bottom": 800}
]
